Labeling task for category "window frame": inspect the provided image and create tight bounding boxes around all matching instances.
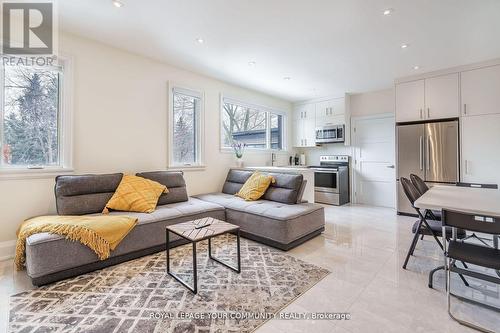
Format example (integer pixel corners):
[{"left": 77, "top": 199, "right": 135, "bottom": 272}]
[
  {"left": 0, "top": 55, "right": 73, "bottom": 180},
  {"left": 220, "top": 94, "right": 287, "bottom": 152},
  {"left": 167, "top": 82, "right": 205, "bottom": 169}
]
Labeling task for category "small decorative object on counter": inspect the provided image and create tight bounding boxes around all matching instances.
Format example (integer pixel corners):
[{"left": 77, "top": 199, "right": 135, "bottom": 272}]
[{"left": 231, "top": 141, "right": 247, "bottom": 168}]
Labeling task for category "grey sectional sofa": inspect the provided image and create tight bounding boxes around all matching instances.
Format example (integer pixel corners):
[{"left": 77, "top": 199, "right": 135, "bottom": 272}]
[{"left": 24, "top": 169, "right": 324, "bottom": 286}]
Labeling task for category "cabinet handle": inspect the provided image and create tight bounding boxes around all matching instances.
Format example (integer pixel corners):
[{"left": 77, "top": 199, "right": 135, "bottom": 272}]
[
  {"left": 464, "top": 104, "right": 467, "bottom": 115},
  {"left": 427, "top": 108, "right": 430, "bottom": 118},
  {"left": 465, "top": 160, "right": 470, "bottom": 175},
  {"left": 305, "top": 139, "right": 307, "bottom": 146},
  {"left": 420, "top": 109, "right": 423, "bottom": 119}
]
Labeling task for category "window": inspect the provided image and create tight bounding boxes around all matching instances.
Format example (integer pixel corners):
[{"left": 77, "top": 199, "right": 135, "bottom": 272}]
[
  {"left": 221, "top": 97, "right": 285, "bottom": 150},
  {"left": 169, "top": 86, "right": 203, "bottom": 167},
  {"left": 0, "top": 62, "right": 70, "bottom": 171}
]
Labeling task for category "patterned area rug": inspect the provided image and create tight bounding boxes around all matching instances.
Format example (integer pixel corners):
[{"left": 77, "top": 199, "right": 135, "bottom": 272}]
[{"left": 9, "top": 235, "right": 329, "bottom": 332}]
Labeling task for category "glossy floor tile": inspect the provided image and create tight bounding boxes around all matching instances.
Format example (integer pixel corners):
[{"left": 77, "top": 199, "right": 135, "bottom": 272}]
[{"left": 1, "top": 204, "right": 499, "bottom": 332}]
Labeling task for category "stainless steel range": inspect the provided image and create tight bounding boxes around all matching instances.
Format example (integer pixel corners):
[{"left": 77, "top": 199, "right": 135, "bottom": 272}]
[{"left": 310, "top": 155, "right": 350, "bottom": 206}]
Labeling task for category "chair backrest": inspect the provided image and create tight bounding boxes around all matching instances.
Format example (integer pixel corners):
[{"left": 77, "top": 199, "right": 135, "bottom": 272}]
[
  {"left": 456, "top": 182, "right": 498, "bottom": 189},
  {"left": 401, "top": 177, "right": 422, "bottom": 208},
  {"left": 442, "top": 209, "right": 500, "bottom": 235},
  {"left": 410, "top": 174, "right": 429, "bottom": 195}
]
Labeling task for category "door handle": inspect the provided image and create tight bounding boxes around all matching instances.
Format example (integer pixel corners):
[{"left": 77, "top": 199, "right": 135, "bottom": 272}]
[
  {"left": 419, "top": 136, "right": 423, "bottom": 170},
  {"left": 426, "top": 136, "right": 430, "bottom": 171},
  {"left": 464, "top": 104, "right": 467, "bottom": 115},
  {"left": 387, "top": 165, "right": 395, "bottom": 169}
]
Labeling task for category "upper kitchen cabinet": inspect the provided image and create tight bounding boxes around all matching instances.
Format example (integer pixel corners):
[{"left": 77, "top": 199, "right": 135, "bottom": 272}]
[
  {"left": 315, "top": 97, "right": 346, "bottom": 127},
  {"left": 293, "top": 95, "right": 350, "bottom": 147},
  {"left": 293, "top": 103, "right": 316, "bottom": 147},
  {"left": 461, "top": 65, "right": 500, "bottom": 117},
  {"left": 425, "top": 73, "right": 459, "bottom": 120},
  {"left": 396, "top": 73, "right": 459, "bottom": 122},
  {"left": 395, "top": 80, "right": 425, "bottom": 122}
]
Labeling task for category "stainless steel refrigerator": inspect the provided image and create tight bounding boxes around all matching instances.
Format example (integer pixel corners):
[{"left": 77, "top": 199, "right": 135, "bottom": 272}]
[{"left": 397, "top": 120, "right": 459, "bottom": 215}]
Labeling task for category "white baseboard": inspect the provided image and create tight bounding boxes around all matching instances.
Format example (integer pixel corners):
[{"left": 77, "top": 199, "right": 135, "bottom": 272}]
[{"left": 0, "top": 240, "right": 16, "bottom": 261}]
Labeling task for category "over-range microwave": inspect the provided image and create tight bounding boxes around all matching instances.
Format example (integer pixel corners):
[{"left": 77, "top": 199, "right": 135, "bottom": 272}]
[{"left": 315, "top": 125, "right": 345, "bottom": 144}]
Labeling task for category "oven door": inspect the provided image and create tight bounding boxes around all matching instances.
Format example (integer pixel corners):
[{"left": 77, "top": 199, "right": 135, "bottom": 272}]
[{"left": 313, "top": 169, "right": 339, "bottom": 193}]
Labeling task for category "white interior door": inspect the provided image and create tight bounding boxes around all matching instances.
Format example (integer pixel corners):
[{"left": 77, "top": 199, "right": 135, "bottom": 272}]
[{"left": 353, "top": 115, "right": 396, "bottom": 208}]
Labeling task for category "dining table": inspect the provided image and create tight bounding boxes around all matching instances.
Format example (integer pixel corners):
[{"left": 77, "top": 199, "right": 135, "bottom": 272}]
[{"left": 414, "top": 184, "right": 500, "bottom": 287}]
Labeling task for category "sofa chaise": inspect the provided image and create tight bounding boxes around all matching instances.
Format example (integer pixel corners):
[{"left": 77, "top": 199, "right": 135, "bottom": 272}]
[{"left": 194, "top": 169, "right": 325, "bottom": 250}]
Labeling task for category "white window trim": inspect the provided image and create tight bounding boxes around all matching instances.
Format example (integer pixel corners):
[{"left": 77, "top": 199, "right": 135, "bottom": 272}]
[
  {"left": 0, "top": 54, "right": 74, "bottom": 180},
  {"left": 167, "top": 82, "right": 205, "bottom": 169},
  {"left": 219, "top": 94, "right": 287, "bottom": 153}
]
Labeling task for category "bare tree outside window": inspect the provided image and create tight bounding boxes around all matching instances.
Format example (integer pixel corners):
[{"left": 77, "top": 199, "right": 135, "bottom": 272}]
[
  {"left": 173, "top": 93, "right": 197, "bottom": 165},
  {"left": 222, "top": 100, "right": 283, "bottom": 149},
  {"left": 2, "top": 66, "right": 60, "bottom": 167}
]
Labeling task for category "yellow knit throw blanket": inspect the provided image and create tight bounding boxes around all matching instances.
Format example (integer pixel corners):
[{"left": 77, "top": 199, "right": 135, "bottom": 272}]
[{"left": 15, "top": 215, "right": 138, "bottom": 271}]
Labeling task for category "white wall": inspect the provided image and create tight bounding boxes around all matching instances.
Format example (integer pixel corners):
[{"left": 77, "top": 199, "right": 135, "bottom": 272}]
[
  {"left": 350, "top": 88, "right": 394, "bottom": 118},
  {"left": 0, "top": 33, "right": 293, "bottom": 257}
]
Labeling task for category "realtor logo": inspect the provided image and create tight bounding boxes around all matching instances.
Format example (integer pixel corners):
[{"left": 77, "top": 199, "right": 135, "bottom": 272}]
[{"left": 2, "top": 1, "right": 54, "bottom": 55}]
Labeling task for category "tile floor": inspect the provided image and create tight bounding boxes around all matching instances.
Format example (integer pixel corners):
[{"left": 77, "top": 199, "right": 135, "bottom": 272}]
[{"left": 1, "top": 204, "right": 499, "bottom": 332}]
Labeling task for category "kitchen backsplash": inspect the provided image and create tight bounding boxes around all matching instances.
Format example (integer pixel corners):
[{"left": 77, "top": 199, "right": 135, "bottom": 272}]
[{"left": 298, "top": 144, "right": 354, "bottom": 165}]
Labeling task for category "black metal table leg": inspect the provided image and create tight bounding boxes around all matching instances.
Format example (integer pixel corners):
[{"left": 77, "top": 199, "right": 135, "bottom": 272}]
[
  {"left": 166, "top": 230, "right": 198, "bottom": 294},
  {"left": 208, "top": 230, "right": 241, "bottom": 273}
]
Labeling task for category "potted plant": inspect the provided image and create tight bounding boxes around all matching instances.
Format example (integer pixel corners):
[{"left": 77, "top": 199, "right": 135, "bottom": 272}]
[{"left": 231, "top": 141, "right": 247, "bottom": 168}]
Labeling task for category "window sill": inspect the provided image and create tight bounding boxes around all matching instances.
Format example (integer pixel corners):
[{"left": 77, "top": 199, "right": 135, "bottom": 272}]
[
  {"left": 220, "top": 148, "right": 290, "bottom": 155},
  {"left": 0, "top": 168, "right": 74, "bottom": 181},
  {"left": 167, "top": 165, "right": 206, "bottom": 172}
]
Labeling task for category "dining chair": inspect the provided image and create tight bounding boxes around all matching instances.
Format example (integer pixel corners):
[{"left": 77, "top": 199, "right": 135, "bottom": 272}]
[
  {"left": 442, "top": 209, "right": 500, "bottom": 333},
  {"left": 410, "top": 174, "right": 441, "bottom": 221},
  {"left": 400, "top": 178, "right": 469, "bottom": 287},
  {"left": 456, "top": 182, "right": 499, "bottom": 247}
]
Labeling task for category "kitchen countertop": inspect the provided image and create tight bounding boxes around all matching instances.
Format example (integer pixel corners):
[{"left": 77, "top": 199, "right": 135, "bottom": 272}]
[{"left": 246, "top": 166, "right": 313, "bottom": 172}]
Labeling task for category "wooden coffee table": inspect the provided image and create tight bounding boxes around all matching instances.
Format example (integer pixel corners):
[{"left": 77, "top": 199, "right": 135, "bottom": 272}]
[{"left": 166, "top": 217, "right": 241, "bottom": 293}]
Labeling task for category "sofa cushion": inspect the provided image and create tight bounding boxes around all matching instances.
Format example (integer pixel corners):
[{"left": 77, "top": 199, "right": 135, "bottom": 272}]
[
  {"left": 25, "top": 198, "right": 225, "bottom": 278},
  {"left": 55, "top": 173, "right": 123, "bottom": 215},
  {"left": 136, "top": 171, "right": 188, "bottom": 205},
  {"left": 235, "top": 172, "right": 275, "bottom": 201},
  {"left": 194, "top": 193, "right": 322, "bottom": 221},
  {"left": 104, "top": 175, "right": 167, "bottom": 213},
  {"left": 222, "top": 169, "right": 304, "bottom": 204}
]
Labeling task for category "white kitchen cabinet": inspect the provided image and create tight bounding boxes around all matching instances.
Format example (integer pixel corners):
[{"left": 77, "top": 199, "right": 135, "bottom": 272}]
[
  {"left": 293, "top": 103, "right": 316, "bottom": 147},
  {"left": 316, "top": 98, "right": 346, "bottom": 127},
  {"left": 395, "top": 80, "right": 425, "bottom": 122},
  {"left": 461, "top": 114, "right": 500, "bottom": 186},
  {"left": 461, "top": 65, "right": 500, "bottom": 117},
  {"left": 425, "top": 73, "right": 459, "bottom": 120},
  {"left": 396, "top": 74, "right": 460, "bottom": 122}
]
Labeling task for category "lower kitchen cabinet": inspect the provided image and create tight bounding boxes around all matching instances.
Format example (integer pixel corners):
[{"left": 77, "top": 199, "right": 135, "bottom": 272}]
[{"left": 461, "top": 114, "right": 500, "bottom": 186}]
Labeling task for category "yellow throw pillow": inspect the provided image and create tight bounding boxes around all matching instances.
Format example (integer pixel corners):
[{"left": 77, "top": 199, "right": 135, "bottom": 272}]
[
  {"left": 103, "top": 175, "right": 168, "bottom": 214},
  {"left": 235, "top": 172, "right": 275, "bottom": 201}
]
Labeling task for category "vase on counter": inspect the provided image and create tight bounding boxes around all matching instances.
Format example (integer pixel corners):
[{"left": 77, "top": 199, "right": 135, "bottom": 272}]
[
  {"left": 235, "top": 156, "right": 244, "bottom": 168},
  {"left": 231, "top": 141, "right": 247, "bottom": 168}
]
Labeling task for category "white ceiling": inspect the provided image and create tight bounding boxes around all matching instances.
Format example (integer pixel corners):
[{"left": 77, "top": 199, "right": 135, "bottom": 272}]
[{"left": 59, "top": 0, "right": 500, "bottom": 102}]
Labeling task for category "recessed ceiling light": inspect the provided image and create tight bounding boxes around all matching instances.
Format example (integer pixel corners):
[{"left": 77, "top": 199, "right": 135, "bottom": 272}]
[
  {"left": 383, "top": 8, "right": 394, "bottom": 16},
  {"left": 196, "top": 38, "right": 205, "bottom": 44},
  {"left": 112, "top": 0, "right": 124, "bottom": 8},
  {"left": 283, "top": 77, "right": 291, "bottom": 81},
  {"left": 401, "top": 43, "right": 409, "bottom": 49},
  {"left": 248, "top": 61, "right": 256, "bottom": 66},
  {"left": 413, "top": 65, "right": 420, "bottom": 70}
]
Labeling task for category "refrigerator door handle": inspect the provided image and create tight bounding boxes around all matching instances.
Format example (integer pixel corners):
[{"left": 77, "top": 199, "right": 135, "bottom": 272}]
[
  {"left": 419, "top": 136, "right": 424, "bottom": 170},
  {"left": 426, "top": 136, "right": 430, "bottom": 171}
]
